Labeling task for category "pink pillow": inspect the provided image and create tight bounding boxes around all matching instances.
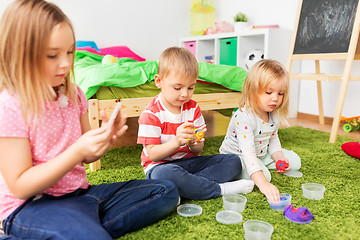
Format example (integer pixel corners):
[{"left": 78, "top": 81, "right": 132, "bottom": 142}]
[
  {"left": 76, "top": 45, "right": 146, "bottom": 62},
  {"left": 99, "top": 46, "right": 146, "bottom": 61},
  {"left": 76, "top": 47, "right": 100, "bottom": 54}
]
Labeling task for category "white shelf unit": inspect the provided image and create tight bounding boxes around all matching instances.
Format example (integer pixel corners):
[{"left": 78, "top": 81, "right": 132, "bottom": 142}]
[
  {"left": 180, "top": 28, "right": 292, "bottom": 70},
  {"left": 180, "top": 28, "right": 301, "bottom": 119}
]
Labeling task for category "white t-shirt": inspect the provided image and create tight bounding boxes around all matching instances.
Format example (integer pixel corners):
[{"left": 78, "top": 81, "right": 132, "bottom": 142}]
[{"left": 220, "top": 108, "right": 282, "bottom": 177}]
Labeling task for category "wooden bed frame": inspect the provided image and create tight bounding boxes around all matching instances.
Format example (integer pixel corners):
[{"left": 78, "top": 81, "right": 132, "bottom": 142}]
[{"left": 87, "top": 92, "right": 242, "bottom": 170}]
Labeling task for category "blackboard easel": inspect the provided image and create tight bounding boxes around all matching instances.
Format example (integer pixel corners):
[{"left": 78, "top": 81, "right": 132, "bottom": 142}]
[{"left": 287, "top": 0, "right": 360, "bottom": 143}]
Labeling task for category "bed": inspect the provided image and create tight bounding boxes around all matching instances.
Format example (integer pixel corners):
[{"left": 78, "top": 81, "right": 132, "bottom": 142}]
[{"left": 74, "top": 46, "right": 247, "bottom": 170}]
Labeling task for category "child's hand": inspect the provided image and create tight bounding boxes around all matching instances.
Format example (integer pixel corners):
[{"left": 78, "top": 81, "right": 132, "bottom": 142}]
[
  {"left": 276, "top": 159, "right": 290, "bottom": 174},
  {"left": 188, "top": 124, "right": 207, "bottom": 146},
  {"left": 272, "top": 151, "right": 290, "bottom": 174},
  {"left": 176, "top": 122, "right": 196, "bottom": 146},
  {"left": 187, "top": 124, "right": 206, "bottom": 154},
  {"left": 258, "top": 181, "right": 281, "bottom": 202},
  {"left": 100, "top": 109, "right": 128, "bottom": 144},
  {"left": 77, "top": 110, "right": 128, "bottom": 164},
  {"left": 77, "top": 127, "right": 113, "bottom": 164}
]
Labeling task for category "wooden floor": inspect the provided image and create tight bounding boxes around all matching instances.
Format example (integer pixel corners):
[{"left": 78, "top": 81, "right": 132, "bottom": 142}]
[
  {"left": 286, "top": 113, "right": 360, "bottom": 141},
  {"left": 113, "top": 110, "right": 360, "bottom": 147}
]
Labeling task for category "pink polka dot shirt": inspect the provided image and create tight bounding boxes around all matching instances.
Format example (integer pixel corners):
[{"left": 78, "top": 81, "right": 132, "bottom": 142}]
[{"left": 0, "top": 86, "right": 90, "bottom": 220}]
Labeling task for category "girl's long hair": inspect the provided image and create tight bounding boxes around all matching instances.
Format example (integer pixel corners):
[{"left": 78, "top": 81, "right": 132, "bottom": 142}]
[
  {"left": 239, "top": 59, "right": 290, "bottom": 125},
  {"left": 0, "top": 0, "right": 76, "bottom": 122}
]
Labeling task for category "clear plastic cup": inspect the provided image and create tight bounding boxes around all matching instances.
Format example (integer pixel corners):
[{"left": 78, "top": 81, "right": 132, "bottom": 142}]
[
  {"left": 267, "top": 193, "right": 292, "bottom": 211},
  {"left": 302, "top": 183, "right": 325, "bottom": 200},
  {"left": 223, "top": 194, "right": 247, "bottom": 212},
  {"left": 243, "top": 220, "right": 274, "bottom": 240}
]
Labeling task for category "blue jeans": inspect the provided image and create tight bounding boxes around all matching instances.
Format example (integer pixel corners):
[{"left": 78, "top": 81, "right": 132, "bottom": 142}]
[
  {"left": 146, "top": 154, "right": 242, "bottom": 200},
  {"left": 1, "top": 180, "right": 178, "bottom": 240}
]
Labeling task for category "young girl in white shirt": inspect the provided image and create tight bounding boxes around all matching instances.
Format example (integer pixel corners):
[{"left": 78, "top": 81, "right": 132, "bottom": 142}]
[{"left": 220, "top": 59, "right": 301, "bottom": 202}]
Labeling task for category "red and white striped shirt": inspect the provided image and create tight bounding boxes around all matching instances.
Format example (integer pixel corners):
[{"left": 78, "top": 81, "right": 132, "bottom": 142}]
[{"left": 137, "top": 94, "right": 205, "bottom": 173}]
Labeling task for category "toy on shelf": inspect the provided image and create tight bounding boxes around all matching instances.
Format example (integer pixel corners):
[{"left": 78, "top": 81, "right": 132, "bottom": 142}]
[
  {"left": 205, "top": 55, "right": 214, "bottom": 64},
  {"left": 215, "top": 21, "right": 234, "bottom": 33},
  {"left": 205, "top": 21, "right": 234, "bottom": 35},
  {"left": 205, "top": 27, "right": 215, "bottom": 35},
  {"left": 244, "top": 49, "right": 264, "bottom": 70},
  {"left": 340, "top": 116, "right": 360, "bottom": 132},
  {"left": 190, "top": 0, "right": 215, "bottom": 36},
  {"left": 252, "top": 25, "right": 279, "bottom": 29}
]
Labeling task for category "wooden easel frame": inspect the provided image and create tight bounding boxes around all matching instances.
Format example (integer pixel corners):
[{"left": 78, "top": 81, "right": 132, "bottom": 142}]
[{"left": 287, "top": 0, "right": 360, "bottom": 143}]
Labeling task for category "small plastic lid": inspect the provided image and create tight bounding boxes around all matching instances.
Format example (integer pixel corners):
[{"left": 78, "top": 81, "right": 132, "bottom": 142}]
[
  {"left": 216, "top": 210, "right": 243, "bottom": 224},
  {"left": 284, "top": 170, "right": 303, "bottom": 178},
  {"left": 177, "top": 204, "right": 202, "bottom": 217}
]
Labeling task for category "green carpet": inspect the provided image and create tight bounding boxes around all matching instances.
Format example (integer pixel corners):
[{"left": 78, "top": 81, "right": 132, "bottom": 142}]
[{"left": 86, "top": 126, "right": 360, "bottom": 240}]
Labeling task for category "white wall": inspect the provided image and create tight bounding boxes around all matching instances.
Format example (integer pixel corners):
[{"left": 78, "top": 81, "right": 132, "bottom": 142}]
[
  {"left": 0, "top": 0, "right": 358, "bottom": 118},
  {"left": 0, "top": 0, "right": 191, "bottom": 61},
  {"left": 214, "top": 0, "right": 299, "bottom": 30}
]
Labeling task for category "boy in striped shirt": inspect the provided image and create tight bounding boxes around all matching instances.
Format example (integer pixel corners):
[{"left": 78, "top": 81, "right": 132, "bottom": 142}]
[{"left": 137, "top": 47, "right": 254, "bottom": 200}]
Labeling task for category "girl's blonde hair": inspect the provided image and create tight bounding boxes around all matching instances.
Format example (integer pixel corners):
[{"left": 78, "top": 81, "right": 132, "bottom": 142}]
[
  {"left": 158, "top": 47, "right": 199, "bottom": 80},
  {"left": 0, "top": 0, "right": 76, "bottom": 121},
  {"left": 240, "top": 59, "right": 290, "bottom": 124}
]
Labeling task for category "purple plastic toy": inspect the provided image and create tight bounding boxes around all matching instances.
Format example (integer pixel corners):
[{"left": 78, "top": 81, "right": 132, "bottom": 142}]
[{"left": 283, "top": 205, "right": 314, "bottom": 224}]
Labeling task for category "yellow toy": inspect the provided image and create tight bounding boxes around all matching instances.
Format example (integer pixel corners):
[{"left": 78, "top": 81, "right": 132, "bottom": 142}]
[
  {"left": 194, "top": 128, "right": 204, "bottom": 141},
  {"left": 186, "top": 127, "right": 204, "bottom": 142}
]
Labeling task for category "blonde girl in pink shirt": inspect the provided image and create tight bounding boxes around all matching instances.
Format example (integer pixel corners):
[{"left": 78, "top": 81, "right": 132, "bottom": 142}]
[{"left": 0, "top": 1, "right": 178, "bottom": 239}]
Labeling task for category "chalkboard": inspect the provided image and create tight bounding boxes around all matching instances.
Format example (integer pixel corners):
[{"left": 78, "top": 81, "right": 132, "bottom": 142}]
[{"left": 293, "top": 0, "right": 359, "bottom": 54}]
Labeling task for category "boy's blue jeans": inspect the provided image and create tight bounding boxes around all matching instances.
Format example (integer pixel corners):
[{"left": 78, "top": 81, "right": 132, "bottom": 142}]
[
  {"left": 146, "top": 154, "right": 242, "bottom": 200},
  {"left": 1, "top": 180, "right": 178, "bottom": 240}
]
